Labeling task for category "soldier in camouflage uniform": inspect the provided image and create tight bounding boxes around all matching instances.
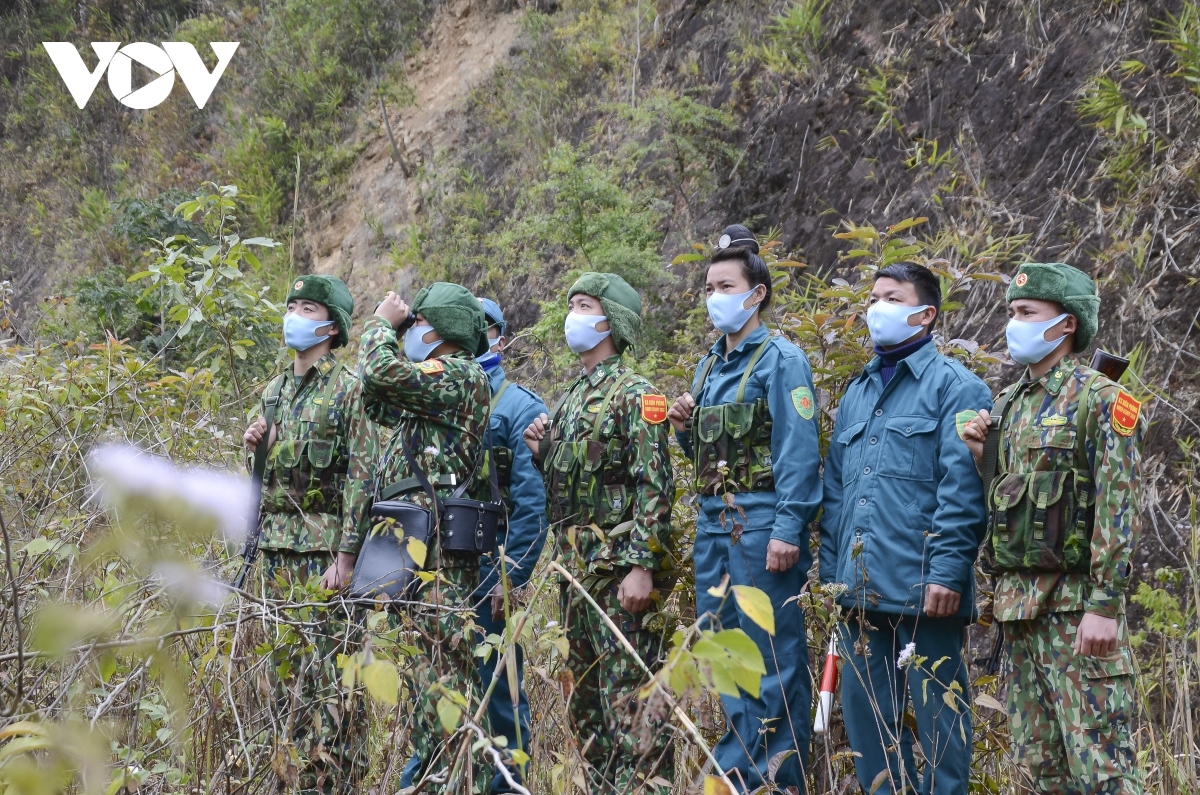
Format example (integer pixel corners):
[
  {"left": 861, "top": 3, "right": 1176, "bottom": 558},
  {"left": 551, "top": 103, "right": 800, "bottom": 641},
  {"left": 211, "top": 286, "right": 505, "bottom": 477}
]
[
  {"left": 342, "top": 282, "right": 493, "bottom": 792},
  {"left": 963, "top": 263, "right": 1145, "bottom": 795},
  {"left": 523, "top": 273, "right": 677, "bottom": 794},
  {"left": 242, "top": 275, "right": 376, "bottom": 795}
]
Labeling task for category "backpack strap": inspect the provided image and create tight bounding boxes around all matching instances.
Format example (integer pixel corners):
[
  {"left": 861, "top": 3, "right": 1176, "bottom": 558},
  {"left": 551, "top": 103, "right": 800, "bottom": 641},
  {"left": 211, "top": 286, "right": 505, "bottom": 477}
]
[
  {"left": 538, "top": 375, "right": 585, "bottom": 463},
  {"left": 313, "top": 361, "right": 345, "bottom": 438},
  {"left": 693, "top": 353, "right": 719, "bottom": 401},
  {"left": 252, "top": 374, "right": 287, "bottom": 480},
  {"left": 592, "top": 370, "right": 635, "bottom": 436},
  {"left": 490, "top": 379, "right": 510, "bottom": 411},
  {"left": 735, "top": 336, "right": 773, "bottom": 403},
  {"left": 1073, "top": 371, "right": 1103, "bottom": 477},
  {"left": 981, "top": 382, "right": 1020, "bottom": 507}
]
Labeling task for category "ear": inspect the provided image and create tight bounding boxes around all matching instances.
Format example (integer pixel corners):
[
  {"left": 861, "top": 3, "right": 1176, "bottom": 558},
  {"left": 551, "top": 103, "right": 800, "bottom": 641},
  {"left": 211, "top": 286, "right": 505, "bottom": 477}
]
[
  {"left": 323, "top": 322, "right": 339, "bottom": 338},
  {"left": 917, "top": 305, "right": 938, "bottom": 329},
  {"left": 496, "top": 335, "right": 509, "bottom": 352},
  {"left": 1063, "top": 314, "right": 1078, "bottom": 334}
]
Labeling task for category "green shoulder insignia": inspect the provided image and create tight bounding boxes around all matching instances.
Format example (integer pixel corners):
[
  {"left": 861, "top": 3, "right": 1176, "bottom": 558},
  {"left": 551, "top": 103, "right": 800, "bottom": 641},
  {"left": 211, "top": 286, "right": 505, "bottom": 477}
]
[
  {"left": 791, "top": 386, "right": 815, "bottom": 420},
  {"left": 955, "top": 409, "right": 979, "bottom": 440}
]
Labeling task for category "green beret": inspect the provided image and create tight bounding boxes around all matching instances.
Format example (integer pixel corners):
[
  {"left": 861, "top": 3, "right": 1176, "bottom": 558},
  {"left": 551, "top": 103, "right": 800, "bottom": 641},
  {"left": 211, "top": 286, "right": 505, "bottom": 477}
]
[
  {"left": 411, "top": 282, "right": 489, "bottom": 356},
  {"left": 567, "top": 272, "right": 643, "bottom": 353},
  {"left": 286, "top": 275, "right": 354, "bottom": 348},
  {"left": 1006, "top": 262, "right": 1100, "bottom": 352}
]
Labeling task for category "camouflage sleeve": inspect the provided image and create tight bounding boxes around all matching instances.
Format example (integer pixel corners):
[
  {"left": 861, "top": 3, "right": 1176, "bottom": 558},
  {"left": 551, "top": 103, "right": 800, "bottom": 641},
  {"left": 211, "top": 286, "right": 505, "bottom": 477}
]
[
  {"left": 615, "top": 384, "right": 675, "bottom": 572},
  {"left": 338, "top": 379, "right": 380, "bottom": 556},
  {"left": 358, "top": 316, "right": 476, "bottom": 423},
  {"left": 1082, "top": 383, "right": 1144, "bottom": 618}
]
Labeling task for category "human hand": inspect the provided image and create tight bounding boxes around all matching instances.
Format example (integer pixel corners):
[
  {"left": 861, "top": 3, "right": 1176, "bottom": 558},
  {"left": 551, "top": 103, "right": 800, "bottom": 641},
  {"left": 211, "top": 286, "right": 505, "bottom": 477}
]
[
  {"left": 244, "top": 416, "right": 277, "bottom": 453},
  {"left": 961, "top": 409, "right": 991, "bottom": 467},
  {"left": 667, "top": 393, "right": 696, "bottom": 433},
  {"left": 319, "top": 552, "right": 357, "bottom": 592},
  {"left": 924, "top": 583, "right": 962, "bottom": 617},
  {"left": 524, "top": 413, "right": 550, "bottom": 456},
  {"left": 1074, "top": 612, "right": 1119, "bottom": 657},
  {"left": 617, "top": 566, "right": 655, "bottom": 613},
  {"left": 375, "top": 291, "right": 410, "bottom": 329},
  {"left": 766, "top": 539, "right": 801, "bottom": 573}
]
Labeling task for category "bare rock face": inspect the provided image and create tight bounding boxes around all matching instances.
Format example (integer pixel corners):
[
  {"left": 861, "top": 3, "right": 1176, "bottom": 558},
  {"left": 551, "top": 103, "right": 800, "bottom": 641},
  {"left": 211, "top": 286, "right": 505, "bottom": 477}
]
[{"left": 306, "top": 1, "right": 525, "bottom": 317}]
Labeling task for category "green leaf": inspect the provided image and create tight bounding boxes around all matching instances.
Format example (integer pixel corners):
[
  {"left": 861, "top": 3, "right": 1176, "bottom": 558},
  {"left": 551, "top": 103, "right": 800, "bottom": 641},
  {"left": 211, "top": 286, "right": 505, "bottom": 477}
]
[
  {"left": 732, "top": 585, "right": 775, "bottom": 635},
  {"left": 511, "top": 748, "right": 530, "bottom": 766},
  {"left": 713, "top": 629, "right": 766, "bottom": 674},
  {"left": 886, "top": 216, "right": 928, "bottom": 233},
  {"left": 728, "top": 660, "right": 762, "bottom": 698},
  {"left": 671, "top": 252, "right": 705, "bottom": 264},
  {"left": 361, "top": 660, "right": 399, "bottom": 705},
  {"left": 705, "top": 660, "right": 740, "bottom": 697},
  {"left": 99, "top": 651, "right": 117, "bottom": 683},
  {"left": 243, "top": 237, "right": 279, "bottom": 247},
  {"left": 437, "top": 695, "right": 463, "bottom": 734}
]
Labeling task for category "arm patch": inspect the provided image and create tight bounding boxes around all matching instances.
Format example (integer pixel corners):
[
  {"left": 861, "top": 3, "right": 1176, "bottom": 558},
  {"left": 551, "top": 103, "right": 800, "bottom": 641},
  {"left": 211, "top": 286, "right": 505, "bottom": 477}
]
[
  {"left": 1111, "top": 391, "right": 1141, "bottom": 436},
  {"left": 640, "top": 394, "right": 668, "bottom": 424}
]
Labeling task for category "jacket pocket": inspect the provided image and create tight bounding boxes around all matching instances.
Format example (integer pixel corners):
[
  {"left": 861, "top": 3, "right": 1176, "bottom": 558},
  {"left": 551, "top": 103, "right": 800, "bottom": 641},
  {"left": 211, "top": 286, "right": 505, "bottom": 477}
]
[
  {"left": 836, "top": 420, "right": 868, "bottom": 484},
  {"left": 879, "top": 415, "right": 938, "bottom": 481},
  {"left": 307, "top": 438, "right": 335, "bottom": 469}
]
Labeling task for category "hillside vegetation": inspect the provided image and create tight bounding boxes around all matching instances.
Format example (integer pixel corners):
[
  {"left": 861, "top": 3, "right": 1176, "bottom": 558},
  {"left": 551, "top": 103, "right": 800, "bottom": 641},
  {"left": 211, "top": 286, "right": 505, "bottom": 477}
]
[{"left": 1, "top": 1, "right": 1198, "bottom": 793}]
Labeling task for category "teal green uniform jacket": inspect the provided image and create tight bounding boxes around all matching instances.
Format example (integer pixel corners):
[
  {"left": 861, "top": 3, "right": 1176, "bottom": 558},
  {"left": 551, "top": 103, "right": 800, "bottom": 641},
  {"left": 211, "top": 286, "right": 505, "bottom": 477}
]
[
  {"left": 479, "top": 365, "right": 548, "bottom": 595},
  {"left": 820, "top": 340, "right": 992, "bottom": 617},
  {"left": 676, "top": 324, "right": 823, "bottom": 546}
]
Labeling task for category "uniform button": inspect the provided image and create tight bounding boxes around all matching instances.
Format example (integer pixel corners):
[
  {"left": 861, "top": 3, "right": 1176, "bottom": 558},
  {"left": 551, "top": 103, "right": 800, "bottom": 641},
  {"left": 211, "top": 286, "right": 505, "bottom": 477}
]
[
  {"left": 863, "top": 466, "right": 871, "bottom": 474},
  {"left": 905, "top": 426, "right": 912, "bottom": 433},
  {"left": 858, "top": 498, "right": 867, "bottom": 506},
  {"left": 870, "top": 437, "right": 878, "bottom": 445},
  {"left": 875, "top": 409, "right": 883, "bottom": 417}
]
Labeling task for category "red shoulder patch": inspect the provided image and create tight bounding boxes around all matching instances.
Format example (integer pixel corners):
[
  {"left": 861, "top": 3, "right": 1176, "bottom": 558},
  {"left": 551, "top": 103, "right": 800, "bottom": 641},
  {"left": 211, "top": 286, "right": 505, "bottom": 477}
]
[
  {"left": 1111, "top": 391, "right": 1140, "bottom": 437},
  {"left": 640, "top": 394, "right": 667, "bottom": 424}
]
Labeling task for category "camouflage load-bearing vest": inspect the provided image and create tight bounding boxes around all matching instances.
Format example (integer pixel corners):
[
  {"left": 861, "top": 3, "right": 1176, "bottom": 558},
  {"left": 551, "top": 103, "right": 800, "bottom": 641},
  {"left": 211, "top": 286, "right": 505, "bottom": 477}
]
[
  {"left": 690, "top": 337, "right": 774, "bottom": 495},
  {"left": 543, "top": 372, "right": 636, "bottom": 529},
  {"left": 985, "top": 371, "right": 1102, "bottom": 574},
  {"left": 262, "top": 364, "right": 348, "bottom": 516}
]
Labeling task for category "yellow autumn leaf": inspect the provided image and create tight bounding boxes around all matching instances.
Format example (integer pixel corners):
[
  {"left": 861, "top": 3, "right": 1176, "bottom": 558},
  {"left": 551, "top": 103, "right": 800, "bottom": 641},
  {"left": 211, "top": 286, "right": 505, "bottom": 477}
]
[
  {"left": 732, "top": 585, "right": 775, "bottom": 635},
  {"left": 361, "top": 660, "right": 399, "bottom": 705},
  {"left": 407, "top": 537, "right": 427, "bottom": 569},
  {"left": 704, "top": 775, "right": 735, "bottom": 795}
]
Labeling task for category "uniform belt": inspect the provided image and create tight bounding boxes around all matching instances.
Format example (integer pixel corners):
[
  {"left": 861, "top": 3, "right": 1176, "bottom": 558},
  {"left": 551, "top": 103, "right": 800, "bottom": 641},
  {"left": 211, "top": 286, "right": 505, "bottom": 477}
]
[{"left": 379, "top": 474, "right": 458, "bottom": 501}]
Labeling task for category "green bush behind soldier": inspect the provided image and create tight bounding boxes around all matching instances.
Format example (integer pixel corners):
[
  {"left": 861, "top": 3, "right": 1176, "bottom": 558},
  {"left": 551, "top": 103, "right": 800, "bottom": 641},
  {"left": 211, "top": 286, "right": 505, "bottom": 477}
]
[
  {"left": 962, "top": 262, "right": 1145, "bottom": 795},
  {"left": 523, "top": 273, "right": 678, "bottom": 794},
  {"left": 341, "top": 282, "right": 495, "bottom": 792},
  {"left": 241, "top": 275, "right": 376, "bottom": 795}
]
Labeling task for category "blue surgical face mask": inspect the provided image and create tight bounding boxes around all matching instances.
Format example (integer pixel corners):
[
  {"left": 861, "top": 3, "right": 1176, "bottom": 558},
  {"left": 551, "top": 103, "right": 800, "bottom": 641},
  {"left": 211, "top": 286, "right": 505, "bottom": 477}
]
[
  {"left": 706, "top": 288, "right": 761, "bottom": 334},
  {"left": 866, "top": 301, "right": 930, "bottom": 347},
  {"left": 404, "top": 324, "right": 441, "bottom": 362},
  {"left": 1005, "top": 313, "right": 1069, "bottom": 365},
  {"left": 564, "top": 312, "right": 611, "bottom": 354},
  {"left": 476, "top": 337, "right": 502, "bottom": 371},
  {"left": 283, "top": 313, "right": 335, "bottom": 352}
]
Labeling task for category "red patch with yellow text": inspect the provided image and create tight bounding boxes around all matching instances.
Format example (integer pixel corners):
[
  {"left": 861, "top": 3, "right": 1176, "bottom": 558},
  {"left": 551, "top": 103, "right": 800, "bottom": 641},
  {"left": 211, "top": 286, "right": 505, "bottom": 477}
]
[
  {"left": 415, "top": 359, "right": 445, "bottom": 375},
  {"left": 640, "top": 394, "right": 668, "bottom": 424},
  {"left": 1111, "top": 391, "right": 1141, "bottom": 437}
]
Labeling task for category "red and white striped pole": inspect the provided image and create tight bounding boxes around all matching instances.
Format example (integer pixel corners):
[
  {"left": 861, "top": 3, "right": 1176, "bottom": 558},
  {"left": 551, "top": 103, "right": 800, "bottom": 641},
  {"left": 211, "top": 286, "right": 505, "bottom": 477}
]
[{"left": 813, "top": 636, "right": 840, "bottom": 734}]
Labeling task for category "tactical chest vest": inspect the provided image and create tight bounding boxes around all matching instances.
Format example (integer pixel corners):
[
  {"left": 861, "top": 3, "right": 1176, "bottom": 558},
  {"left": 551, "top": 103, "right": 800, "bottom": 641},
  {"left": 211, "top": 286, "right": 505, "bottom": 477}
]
[
  {"left": 541, "top": 370, "right": 636, "bottom": 528},
  {"left": 262, "top": 363, "right": 346, "bottom": 515},
  {"left": 489, "top": 380, "right": 514, "bottom": 495},
  {"left": 982, "top": 371, "right": 1101, "bottom": 574},
  {"left": 689, "top": 337, "right": 774, "bottom": 495}
]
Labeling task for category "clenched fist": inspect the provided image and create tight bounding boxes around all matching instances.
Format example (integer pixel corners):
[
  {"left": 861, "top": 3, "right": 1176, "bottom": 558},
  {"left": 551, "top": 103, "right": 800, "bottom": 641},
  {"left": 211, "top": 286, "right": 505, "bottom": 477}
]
[
  {"left": 667, "top": 393, "right": 696, "bottom": 433},
  {"left": 375, "top": 291, "right": 411, "bottom": 329},
  {"left": 243, "top": 416, "right": 277, "bottom": 454},
  {"left": 524, "top": 412, "right": 551, "bottom": 457}
]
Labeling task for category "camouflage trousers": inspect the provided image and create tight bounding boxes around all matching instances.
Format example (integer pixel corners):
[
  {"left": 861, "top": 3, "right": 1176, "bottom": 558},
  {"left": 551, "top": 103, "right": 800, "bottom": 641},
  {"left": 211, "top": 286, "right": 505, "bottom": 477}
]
[
  {"left": 262, "top": 550, "right": 368, "bottom": 795},
  {"left": 560, "top": 573, "right": 674, "bottom": 794},
  {"left": 402, "top": 543, "right": 488, "bottom": 793},
  {"left": 1003, "top": 610, "right": 1141, "bottom": 794}
]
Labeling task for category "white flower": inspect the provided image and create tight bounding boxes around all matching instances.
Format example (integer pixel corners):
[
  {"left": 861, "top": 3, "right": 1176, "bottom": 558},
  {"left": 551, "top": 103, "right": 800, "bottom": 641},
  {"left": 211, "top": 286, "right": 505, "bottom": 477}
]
[
  {"left": 88, "top": 443, "right": 254, "bottom": 542},
  {"left": 717, "top": 459, "right": 728, "bottom": 469},
  {"left": 153, "top": 562, "right": 230, "bottom": 606},
  {"left": 897, "top": 641, "right": 917, "bottom": 668},
  {"left": 424, "top": 445, "right": 440, "bottom": 456},
  {"left": 545, "top": 620, "right": 559, "bottom": 629}
]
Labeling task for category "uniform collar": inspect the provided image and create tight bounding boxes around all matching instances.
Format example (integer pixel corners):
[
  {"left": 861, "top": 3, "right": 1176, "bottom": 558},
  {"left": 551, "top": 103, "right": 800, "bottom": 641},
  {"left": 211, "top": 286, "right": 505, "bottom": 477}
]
[
  {"left": 864, "top": 335, "right": 938, "bottom": 380},
  {"left": 488, "top": 365, "right": 507, "bottom": 395},
  {"left": 296, "top": 352, "right": 338, "bottom": 385},
  {"left": 584, "top": 355, "right": 623, "bottom": 387},
  {"left": 710, "top": 323, "right": 769, "bottom": 360},
  {"left": 1024, "top": 356, "right": 1076, "bottom": 395}
]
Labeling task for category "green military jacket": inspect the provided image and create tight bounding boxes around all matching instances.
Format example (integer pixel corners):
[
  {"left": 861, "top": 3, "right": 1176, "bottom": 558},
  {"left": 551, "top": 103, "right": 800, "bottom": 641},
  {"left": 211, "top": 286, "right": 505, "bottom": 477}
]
[
  {"left": 991, "top": 358, "right": 1144, "bottom": 622},
  {"left": 250, "top": 353, "right": 377, "bottom": 554},
  {"left": 538, "top": 355, "right": 675, "bottom": 578},
  {"left": 340, "top": 316, "right": 491, "bottom": 556}
]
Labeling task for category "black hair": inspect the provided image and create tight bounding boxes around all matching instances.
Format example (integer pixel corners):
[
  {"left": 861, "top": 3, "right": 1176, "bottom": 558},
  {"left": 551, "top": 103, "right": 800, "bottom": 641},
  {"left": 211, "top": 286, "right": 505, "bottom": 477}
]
[
  {"left": 874, "top": 262, "right": 941, "bottom": 323},
  {"left": 707, "top": 224, "right": 773, "bottom": 311}
]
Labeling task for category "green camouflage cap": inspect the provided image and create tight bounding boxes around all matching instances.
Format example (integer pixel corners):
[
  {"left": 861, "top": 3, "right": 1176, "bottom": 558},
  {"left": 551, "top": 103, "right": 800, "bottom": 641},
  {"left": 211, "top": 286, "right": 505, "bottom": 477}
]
[
  {"left": 567, "top": 272, "right": 642, "bottom": 353},
  {"left": 1006, "top": 262, "right": 1100, "bottom": 351},
  {"left": 411, "top": 282, "right": 489, "bottom": 356},
  {"left": 286, "top": 274, "right": 354, "bottom": 348}
]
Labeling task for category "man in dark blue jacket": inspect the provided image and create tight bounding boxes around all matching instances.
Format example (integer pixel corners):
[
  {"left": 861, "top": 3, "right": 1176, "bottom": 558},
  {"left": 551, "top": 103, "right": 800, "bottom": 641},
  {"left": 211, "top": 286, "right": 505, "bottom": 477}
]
[
  {"left": 400, "top": 298, "right": 548, "bottom": 793},
  {"left": 821, "top": 263, "right": 991, "bottom": 795}
]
